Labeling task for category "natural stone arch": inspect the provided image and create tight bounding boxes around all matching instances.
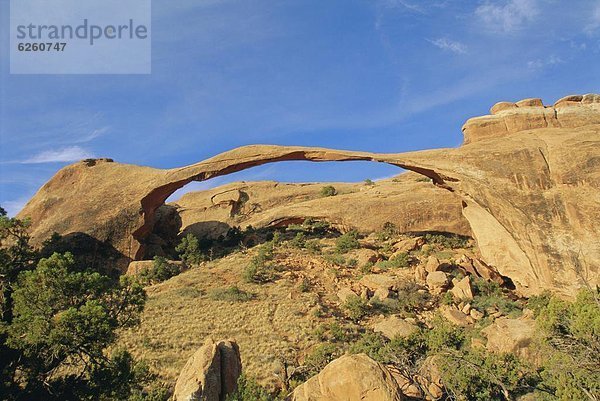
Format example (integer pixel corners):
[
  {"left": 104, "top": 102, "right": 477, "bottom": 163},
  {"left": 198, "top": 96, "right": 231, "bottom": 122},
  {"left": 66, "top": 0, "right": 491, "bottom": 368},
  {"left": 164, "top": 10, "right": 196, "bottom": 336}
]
[{"left": 19, "top": 95, "right": 600, "bottom": 296}]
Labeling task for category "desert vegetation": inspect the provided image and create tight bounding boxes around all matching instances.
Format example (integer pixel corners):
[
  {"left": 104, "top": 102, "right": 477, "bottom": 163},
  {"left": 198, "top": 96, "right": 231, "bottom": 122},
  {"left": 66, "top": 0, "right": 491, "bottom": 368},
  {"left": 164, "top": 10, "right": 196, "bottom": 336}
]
[{"left": 1, "top": 204, "right": 598, "bottom": 400}]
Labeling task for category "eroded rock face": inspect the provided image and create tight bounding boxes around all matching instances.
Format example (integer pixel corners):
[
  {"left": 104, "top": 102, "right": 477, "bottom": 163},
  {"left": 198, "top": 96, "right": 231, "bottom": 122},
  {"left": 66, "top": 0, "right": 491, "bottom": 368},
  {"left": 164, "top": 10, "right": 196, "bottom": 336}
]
[
  {"left": 18, "top": 94, "right": 600, "bottom": 296},
  {"left": 173, "top": 338, "right": 242, "bottom": 401},
  {"left": 482, "top": 317, "right": 536, "bottom": 360},
  {"left": 463, "top": 93, "right": 600, "bottom": 144},
  {"left": 288, "top": 354, "right": 404, "bottom": 401}
]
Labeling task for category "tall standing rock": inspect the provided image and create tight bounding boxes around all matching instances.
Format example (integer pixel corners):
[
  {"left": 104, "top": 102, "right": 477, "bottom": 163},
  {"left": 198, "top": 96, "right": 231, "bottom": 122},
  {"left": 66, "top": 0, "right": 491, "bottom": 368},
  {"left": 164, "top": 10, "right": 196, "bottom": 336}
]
[{"left": 173, "top": 338, "right": 242, "bottom": 401}]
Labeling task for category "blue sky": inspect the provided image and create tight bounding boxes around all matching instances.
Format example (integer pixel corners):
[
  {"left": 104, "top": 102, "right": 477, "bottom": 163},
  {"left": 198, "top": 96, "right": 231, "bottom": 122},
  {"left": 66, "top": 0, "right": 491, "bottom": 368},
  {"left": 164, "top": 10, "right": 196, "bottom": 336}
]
[{"left": 1, "top": 0, "right": 599, "bottom": 215}]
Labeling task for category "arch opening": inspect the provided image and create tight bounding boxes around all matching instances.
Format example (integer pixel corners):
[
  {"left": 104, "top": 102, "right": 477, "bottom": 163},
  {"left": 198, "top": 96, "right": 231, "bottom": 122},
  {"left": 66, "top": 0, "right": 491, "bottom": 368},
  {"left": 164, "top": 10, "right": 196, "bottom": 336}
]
[{"left": 134, "top": 154, "right": 465, "bottom": 262}]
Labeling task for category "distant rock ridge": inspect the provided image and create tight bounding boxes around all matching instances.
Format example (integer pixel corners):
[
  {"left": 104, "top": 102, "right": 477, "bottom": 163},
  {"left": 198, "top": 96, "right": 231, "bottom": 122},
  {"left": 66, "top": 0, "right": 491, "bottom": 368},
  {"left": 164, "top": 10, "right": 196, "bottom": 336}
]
[
  {"left": 463, "top": 93, "right": 600, "bottom": 144},
  {"left": 18, "top": 94, "right": 600, "bottom": 297}
]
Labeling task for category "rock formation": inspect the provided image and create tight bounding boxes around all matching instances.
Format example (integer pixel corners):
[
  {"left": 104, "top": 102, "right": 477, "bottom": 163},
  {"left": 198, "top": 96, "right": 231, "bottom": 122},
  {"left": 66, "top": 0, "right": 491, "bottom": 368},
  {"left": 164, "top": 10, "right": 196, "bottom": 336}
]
[
  {"left": 288, "top": 354, "right": 404, "bottom": 401},
  {"left": 173, "top": 338, "right": 242, "bottom": 401},
  {"left": 18, "top": 94, "right": 600, "bottom": 296}
]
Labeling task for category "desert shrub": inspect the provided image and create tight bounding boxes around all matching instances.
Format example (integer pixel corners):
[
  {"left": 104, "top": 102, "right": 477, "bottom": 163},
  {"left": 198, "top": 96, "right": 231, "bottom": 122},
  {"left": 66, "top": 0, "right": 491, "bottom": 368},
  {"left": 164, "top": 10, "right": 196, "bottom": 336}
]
[
  {"left": 364, "top": 179, "right": 375, "bottom": 186},
  {"left": 298, "top": 277, "right": 310, "bottom": 292},
  {"left": 426, "top": 317, "right": 465, "bottom": 351},
  {"left": 396, "top": 281, "right": 430, "bottom": 312},
  {"left": 320, "top": 186, "right": 337, "bottom": 197},
  {"left": 437, "top": 349, "right": 537, "bottom": 401},
  {"left": 271, "top": 231, "right": 282, "bottom": 246},
  {"left": 327, "top": 322, "right": 354, "bottom": 342},
  {"left": 343, "top": 295, "right": 369, "bottom": 321},
  {"left": 424, "top": 233, "right": 470, "bottom": 249},
  {"left": 226, "top": 374, "right": 279, "bottom": 401},
  {"left": 302, "top": 218, "right": 330, "bottom": 234},
  {"left": 335, "top": 230, "right": 360, "bottom": 254},
  {"left": 360, "top": 261, "right": 374, "bottom": 275},
  {"left": 471, "top": 278, "right": 522, "bottom": 316},
  {"left": 305, "top": 240, "right": 322, "bottom": 254},
  {"left": 535, "top": 289, "right": 600, "bottom": 400},
  {"left": 5, "top": 252, "right": 148, "bottom": 400},
  {"left": 138, "top": 256, "right": 182, "bottom": 285},
  {"left": 376, "top": 222, "right": 398, "bottom": 242},
  {"left": 348, "top": 331, "right": 388, "bottom": 360},
  {"left": 290, "top": 232, "right": 306, "bottom": 249},
  {"left": 243, "top": 243, "right": 275, "bottom": 283},
  {"left": 376, "top": 252, "right": 410, "bottom": 270},
  {"left": 323, "top": 253, "right": 347, "bottom": 266},
  {"left": 304, "top": 343, "right": 340, "bottom": 375},
  {"left": 175, "top": 233, "right": 205, "bottom": 265},
  {"left": 526, "top": 290, "right": 553, "bottom": 317},
  {"left": 209, "top": 286, "right": 253, "bottom": 302}
]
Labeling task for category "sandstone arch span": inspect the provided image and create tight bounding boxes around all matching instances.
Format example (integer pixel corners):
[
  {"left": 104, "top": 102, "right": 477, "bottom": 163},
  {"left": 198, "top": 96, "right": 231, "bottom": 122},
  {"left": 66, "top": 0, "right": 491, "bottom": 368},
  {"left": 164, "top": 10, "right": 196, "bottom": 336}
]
[{"left": 19, "top": 95, "right": 600, "bottom": 296}]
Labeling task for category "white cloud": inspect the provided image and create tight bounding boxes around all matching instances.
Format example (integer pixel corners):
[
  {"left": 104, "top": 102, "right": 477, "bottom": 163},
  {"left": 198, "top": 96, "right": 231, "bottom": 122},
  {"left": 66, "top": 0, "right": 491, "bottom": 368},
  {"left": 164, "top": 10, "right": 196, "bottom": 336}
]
[
  {"left": 73, "top": 126, "right": 110, "bottom": 144},
  {"left": 428, "top": 37, "right": 468, "bottom": 54},
  {"left": 585, "top": 3, "right": 600, "bottom": 34},
  {"left": 380, "top": 0, "right": 425, "bottom": 13},
  {"left": 21, "top": 146, "right": 95, "bottom": 164},
  {"left": 527, "top": 55, "right": 563, "bottom": 70},
  {"left": 475, "top": 0, "right": 539, "bottom": 33}
]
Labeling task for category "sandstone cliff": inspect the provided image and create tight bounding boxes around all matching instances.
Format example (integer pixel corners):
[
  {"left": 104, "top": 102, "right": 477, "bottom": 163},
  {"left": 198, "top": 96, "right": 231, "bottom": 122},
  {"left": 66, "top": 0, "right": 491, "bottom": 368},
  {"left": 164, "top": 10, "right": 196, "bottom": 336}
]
[{"left": 18, "top": 94, "right": 600, "bottom": 296}]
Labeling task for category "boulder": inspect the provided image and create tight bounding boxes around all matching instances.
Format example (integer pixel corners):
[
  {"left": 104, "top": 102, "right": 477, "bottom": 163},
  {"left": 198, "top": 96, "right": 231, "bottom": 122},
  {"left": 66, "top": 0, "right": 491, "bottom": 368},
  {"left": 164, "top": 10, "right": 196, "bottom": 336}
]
[
  {"left": 373, "top": 287, "right": 392, "bottom": 300},
  {"left": 289, "top": 354, "right": 404, "bottom": 401},
  {"left": 173, "top": 338, "right": 242, "bottom": 401},
  {"left": 426, "top": 271, "right": 449, "bottom": 293},
  {"left": 360, "top": 274, "right": 397, "bottom": 291},
  {"left": 482, "top": 317, "right": 536, "bottom": 359},
  {"left": 414, "top": 264, "right": 428, "bottom": 283},
  {"left": 392, "top": 237, "right": 424, "bottom": 253},
  {"left": 425, "top": 256, "right": 442, "bottom": 273},
  {"left": 490, "top": 101, "right": 517, "bottom": 115},
  {"left": 440, "top": 306, "right": 472, "bottom": 327},
  {"left": 337, "top": 288, "right": 358, "bottom": 303},
  {"left": 450, "top": 276, "right": 474, "bottom": 300},
  {"left": 371, "top": 316, "right": 418, "bottom": 340},
  {"left": 126, "top": 260, "right": 154, "bottom": 276},
  {"left": 351, "top": 249, "right": 380, "bottom": 266}
]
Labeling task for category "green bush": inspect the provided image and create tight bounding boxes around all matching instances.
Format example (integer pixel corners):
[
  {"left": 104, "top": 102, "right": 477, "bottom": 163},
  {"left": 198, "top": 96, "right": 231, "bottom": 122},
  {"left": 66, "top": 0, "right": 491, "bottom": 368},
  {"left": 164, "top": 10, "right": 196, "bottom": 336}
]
[
  {"left": 175, "top": 233, "right": 205, "bottom": 265},
  {"left": 343, "top": 295, "right": 369, "bottom": 321},
  {"left": 471, "top": 278, "right": 522, "bottom": 316},
  {"left": 298, "top": 277, "right": 310, "bottom": 292},
  {"left": 535, "top": 289, "right": 600, "bottom": 400},
  {"left": 138, "top": 256, "right": 182, "bottom": 285},
  {"left": 5, "top": 252, "right": 148, "bottom": 400},
  {"left": 209, "top": 286, "right": 253, "bottom": 302},
  {"left": 437, "top": 349, "right": 537, "bottom": 401},
  {"left": 424, "top": 233, "right": 470, "bottom": 249},
  {"left": 226, "top": 374, "right": 280, "bottom": 401},
  {"left": 320, "top": 186, "right": 337, "bottom": 197},
  {"left": 376, "top": 253, "right": 409, "bottom": 270},
  {"left": 304, "top": 343, "right": 340, "bottom": 375},
  {"left": 348, "top": 331, "right": 388, "bottom": 361},
  {"left": 335, "top": 231, "right": 360, "bottom": 254},
  {"left": 243, "top": 244, "right": 276, "bottom": 283},
  {"left": 526, "top": 291, "right": 553, "bottom": 317},
  {"left": 364, "top": 179, "right": 375, "bottom": 186},
  {"left": 290, "top": 232, "right": 306, "bottom": 249},
  {"left": 305, "top": 239, "right": 322, "bottom": 254}
]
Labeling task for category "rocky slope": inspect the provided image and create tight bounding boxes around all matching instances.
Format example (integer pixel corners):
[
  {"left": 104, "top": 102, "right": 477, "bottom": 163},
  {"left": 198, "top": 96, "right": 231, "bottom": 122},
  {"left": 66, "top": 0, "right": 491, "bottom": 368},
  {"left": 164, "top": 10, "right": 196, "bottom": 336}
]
[{"left": 18, "top": 94, "right": 600, "bottom": 296}]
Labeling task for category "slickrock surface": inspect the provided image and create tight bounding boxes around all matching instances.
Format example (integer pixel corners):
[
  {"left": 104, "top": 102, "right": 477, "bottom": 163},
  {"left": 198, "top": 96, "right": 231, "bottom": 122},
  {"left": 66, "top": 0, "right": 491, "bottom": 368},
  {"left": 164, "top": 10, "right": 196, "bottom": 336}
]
[{"left": 19, "top": 94, "right": 600, "bottom": 296}]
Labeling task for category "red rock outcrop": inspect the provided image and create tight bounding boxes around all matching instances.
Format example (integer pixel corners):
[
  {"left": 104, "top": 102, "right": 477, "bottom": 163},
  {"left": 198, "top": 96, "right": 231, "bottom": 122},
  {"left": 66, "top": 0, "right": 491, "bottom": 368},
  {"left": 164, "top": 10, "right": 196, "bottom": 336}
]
[{"left": 18, "top": 94, "right": 600, "bottom": 296}]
